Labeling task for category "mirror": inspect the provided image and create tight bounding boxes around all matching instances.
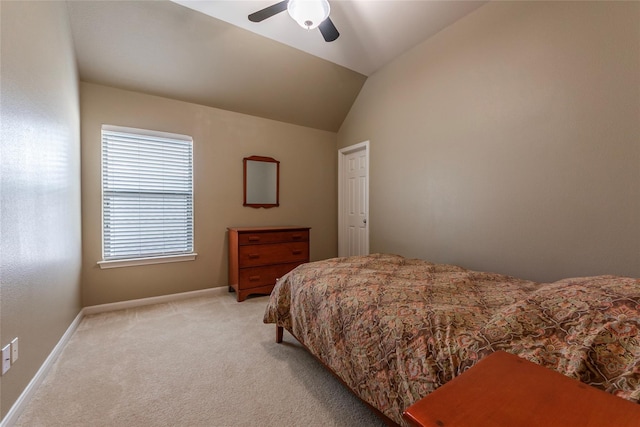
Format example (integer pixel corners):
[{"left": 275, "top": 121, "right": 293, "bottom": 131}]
[{"left": 243, "top": 156, "right": 280, "bottom": 208}]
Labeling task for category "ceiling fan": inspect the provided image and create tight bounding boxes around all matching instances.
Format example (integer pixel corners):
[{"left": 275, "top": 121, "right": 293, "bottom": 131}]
[{"left": 248, "top": 0, "right": 340, "bottom": 42}]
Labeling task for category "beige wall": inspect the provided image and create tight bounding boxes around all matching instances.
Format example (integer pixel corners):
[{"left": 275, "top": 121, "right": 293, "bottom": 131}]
[
  {"left": 81, "top": 83, "right": 338, "bottom": 306},
  {"left": 0, "top": 1, "right": 82, "bottom": 419},
  {"left": 338, "top": 1, "right": 640, "bottom": 282}
]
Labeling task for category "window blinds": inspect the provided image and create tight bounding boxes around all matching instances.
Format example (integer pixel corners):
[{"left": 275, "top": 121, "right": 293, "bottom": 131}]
[{"left": 101, "top": 126, "right": 194, "bottom": 261}]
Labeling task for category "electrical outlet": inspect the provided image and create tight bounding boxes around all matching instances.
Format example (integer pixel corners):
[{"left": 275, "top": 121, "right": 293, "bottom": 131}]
[
  {"left": 1, "top": 344, "right": 10, "bottom": 375},
  {"left": 11, "top": 337, "right": 19, "bottom": 363}
]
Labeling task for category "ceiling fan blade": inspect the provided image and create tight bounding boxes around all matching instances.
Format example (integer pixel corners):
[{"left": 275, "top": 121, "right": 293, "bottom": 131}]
[
  {"left": 318, "top": 17, "right": 339, "bottom": 42},
  {"left": 248, "top": 1, "right": 289, "bottom": 23}
]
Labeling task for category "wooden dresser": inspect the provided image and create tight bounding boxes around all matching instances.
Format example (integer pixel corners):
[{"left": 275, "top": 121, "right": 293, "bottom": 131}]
[{"left": 227, "top": 226, "right": 310, "bottom": 302}]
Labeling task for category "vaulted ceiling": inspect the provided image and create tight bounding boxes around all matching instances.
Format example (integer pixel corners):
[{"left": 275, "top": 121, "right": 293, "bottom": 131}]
[{"left": 67, "top": 1, "right": 486, "bottom": 132}]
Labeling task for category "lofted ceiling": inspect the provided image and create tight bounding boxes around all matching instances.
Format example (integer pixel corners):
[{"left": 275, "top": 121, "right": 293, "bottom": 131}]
[
  {"left": 172, "top": 0, "right": 486, "bottom": 77},
  {"left": 67, "top": 0, "right": 486, "bottom": 132}
]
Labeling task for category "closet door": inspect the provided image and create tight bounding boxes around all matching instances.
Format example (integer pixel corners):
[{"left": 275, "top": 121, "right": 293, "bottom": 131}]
[{"left": 338, "top": 141, "right": 369, "bottom": 257}]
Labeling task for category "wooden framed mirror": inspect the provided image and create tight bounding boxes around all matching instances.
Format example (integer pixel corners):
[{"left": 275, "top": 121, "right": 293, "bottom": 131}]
[{"left": 243, "top": 156, "right": 280, "bottom": 208}]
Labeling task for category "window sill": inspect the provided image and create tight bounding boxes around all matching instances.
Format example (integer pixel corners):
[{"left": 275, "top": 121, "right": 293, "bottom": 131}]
[{"left": 98, "top": 253, "right": 197, "bottom": 269}]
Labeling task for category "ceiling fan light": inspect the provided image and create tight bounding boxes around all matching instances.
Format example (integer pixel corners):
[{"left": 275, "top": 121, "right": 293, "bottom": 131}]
[{"left": 287, "top": 0, "right": 330, "bottom": 30}]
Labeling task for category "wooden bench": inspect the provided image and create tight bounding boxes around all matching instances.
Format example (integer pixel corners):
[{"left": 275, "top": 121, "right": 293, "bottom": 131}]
[{"left": 403, "top": 351, "right": 640, "bottom": 427}]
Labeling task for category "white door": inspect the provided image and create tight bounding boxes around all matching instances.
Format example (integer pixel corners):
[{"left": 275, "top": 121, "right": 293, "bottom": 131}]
[{"left": 338, "top": 141, "right": 369, "bottom": 257}]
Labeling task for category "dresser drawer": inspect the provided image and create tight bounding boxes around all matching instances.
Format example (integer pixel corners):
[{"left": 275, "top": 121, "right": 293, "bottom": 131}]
[
  {"left": 239, "top": 242, "right": 309, "bottom": 267},
  {"left": 238, "top": 230, "right": 309, "bottom": 245},
  {"left": 239, "top": 262, "right": 304, "bottom": 289}
]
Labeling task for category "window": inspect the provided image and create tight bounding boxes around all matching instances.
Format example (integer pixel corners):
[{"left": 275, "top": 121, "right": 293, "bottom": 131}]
[{"left": 99, "top": 125, "right": 196, "bottom": 268}]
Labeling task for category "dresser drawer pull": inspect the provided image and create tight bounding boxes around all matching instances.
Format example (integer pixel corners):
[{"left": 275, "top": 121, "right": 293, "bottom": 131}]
[
  {"left": 292, "top": 250, "right": 302, "bottom": 255},
  {"left": 291, "top": 234, "right": 302, "bottom": 240},
  {"left": 249, "top": 275, "right": 261, "bottom": 282},
  {"left": 248, "top": 236, "right": 260, "bottom": 242},
  {"left": 248, "top": 254, "right": 260, "bottom": 259}
]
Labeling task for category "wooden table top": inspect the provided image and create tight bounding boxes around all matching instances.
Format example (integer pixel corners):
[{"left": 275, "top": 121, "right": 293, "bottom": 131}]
[{"left": 403, "top": 351, "right": 640, "bottom": 427}]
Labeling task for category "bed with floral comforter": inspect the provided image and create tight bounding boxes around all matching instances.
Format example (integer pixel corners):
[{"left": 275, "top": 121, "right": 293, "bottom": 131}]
[{"left": 263, "top": 254, "right": 640, "bottom": 426}]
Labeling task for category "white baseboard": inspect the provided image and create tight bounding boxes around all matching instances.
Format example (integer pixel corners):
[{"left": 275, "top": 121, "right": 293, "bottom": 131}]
[
  {"left": 0, "top": 287, "right": 226, "bottom": 427},
  {"left": 0, "top": 310, "right": 83, "bottom": 427},
  {"left": 82, "top": 287, "right": 225, "bottom": 315}
]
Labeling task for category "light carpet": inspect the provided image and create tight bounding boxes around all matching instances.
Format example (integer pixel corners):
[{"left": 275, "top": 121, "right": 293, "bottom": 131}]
[{"left": 15, "top": 289, "right": 385, "bottom": 427}]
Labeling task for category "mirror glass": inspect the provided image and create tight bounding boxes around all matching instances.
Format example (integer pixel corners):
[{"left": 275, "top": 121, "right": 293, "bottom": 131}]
[{"left": 244, "top": 156, "right": 279, "bottom": 208}]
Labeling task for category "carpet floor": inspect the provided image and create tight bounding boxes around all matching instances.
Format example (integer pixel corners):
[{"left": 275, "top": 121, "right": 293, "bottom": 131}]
[{"left": 15, "top": 289, "right": 386, "bottom": 427}]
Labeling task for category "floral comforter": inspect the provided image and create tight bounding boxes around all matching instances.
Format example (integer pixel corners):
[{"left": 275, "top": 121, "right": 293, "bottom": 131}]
[{"left": 263, "top": 254, "right": 640, "bottom": 426}]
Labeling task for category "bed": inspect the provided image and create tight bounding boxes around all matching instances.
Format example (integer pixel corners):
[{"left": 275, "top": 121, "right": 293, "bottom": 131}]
[{"left": 263, "top": 253, "right": 640, "bottom": 426}]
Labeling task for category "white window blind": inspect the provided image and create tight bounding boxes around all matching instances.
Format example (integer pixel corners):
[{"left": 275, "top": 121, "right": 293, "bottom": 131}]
[{"left": 101, "top": 126, "right": 194, "bottom": 262}]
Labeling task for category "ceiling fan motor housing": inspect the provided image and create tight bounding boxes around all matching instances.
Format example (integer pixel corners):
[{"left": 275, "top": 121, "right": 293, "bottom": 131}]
[{"left": 248, "top": 0, "right": 339, "bottom": 42}]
